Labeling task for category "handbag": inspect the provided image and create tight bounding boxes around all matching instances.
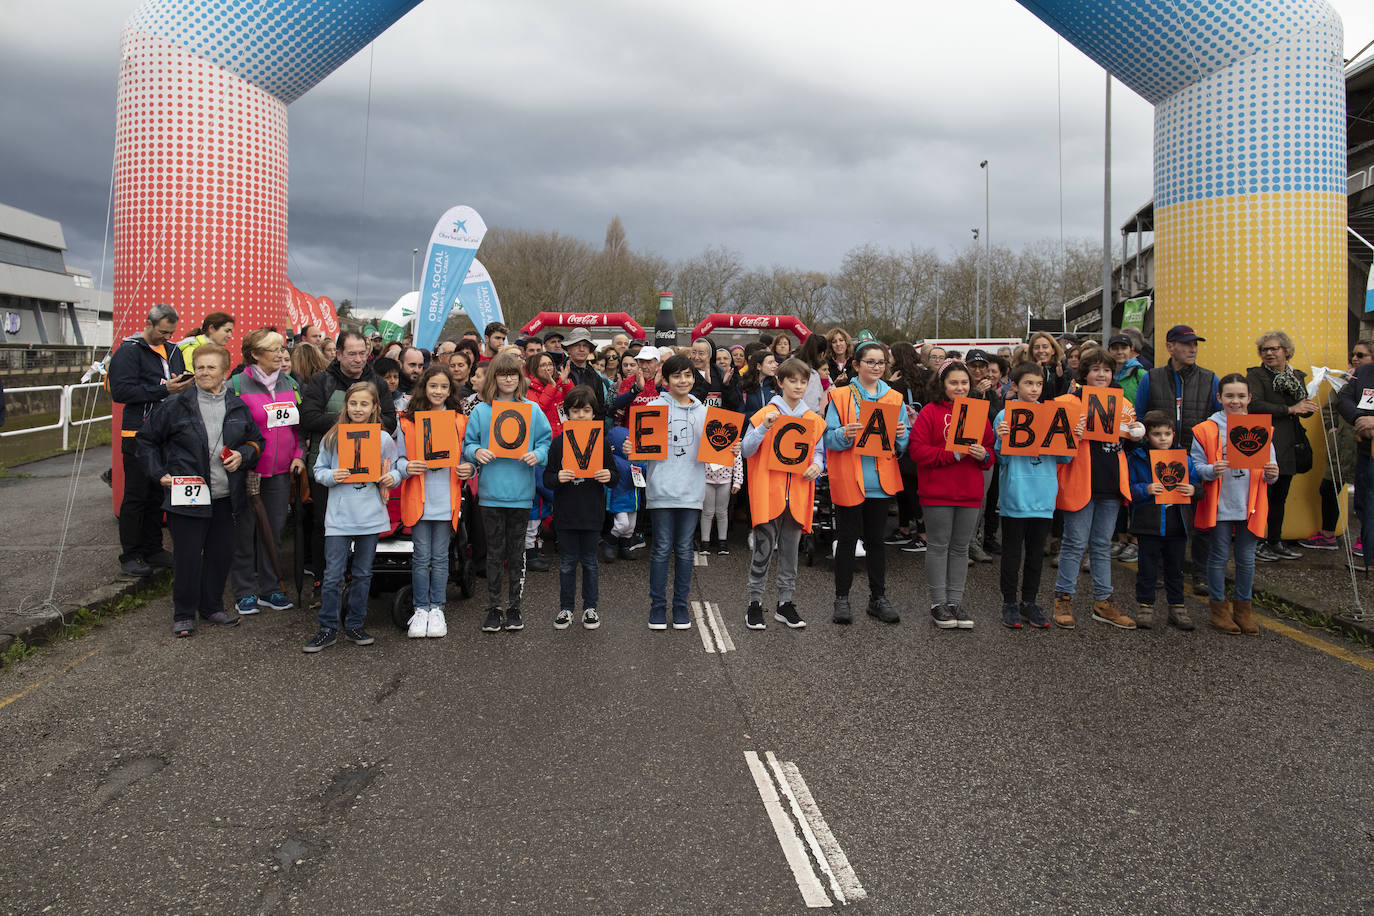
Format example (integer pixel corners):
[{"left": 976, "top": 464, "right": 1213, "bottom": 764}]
[{"left": 1292, "top": 415, "right": 1313, "bottom": 474}]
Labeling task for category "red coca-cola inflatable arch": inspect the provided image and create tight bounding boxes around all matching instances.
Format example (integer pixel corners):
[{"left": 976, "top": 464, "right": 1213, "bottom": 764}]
[
  {"left": 691, "top": 314, "right": 811, "bottom": 341},
  {"left": 520, "top": 312, "right": 646, "bottom": 339}
]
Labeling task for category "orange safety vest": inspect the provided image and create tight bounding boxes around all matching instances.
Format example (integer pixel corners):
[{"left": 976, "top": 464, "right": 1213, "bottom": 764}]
[
  {"left": 1054, "top": 394, "right": 1131, "bottom": 512},
  {"left": 825, "top": 385, "right": 904, "bottom": 507},
  {"left": 746, "top": 404, "right": 822, "bottom": 531},
  {"left": 1190, "top": 418, "right": 1268, "bottom": 537},
  {"left": 398, "top": 414, "right": 468, "bottom": 530}
]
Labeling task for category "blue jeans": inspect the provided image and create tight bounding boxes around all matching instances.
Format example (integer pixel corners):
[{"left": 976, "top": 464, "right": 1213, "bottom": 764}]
[
  {"left": 1055, "top": 497, "right": 1119, "bottom": 600},
  {"left": 1209, "top": 521, "right": 1259, "bottom": 601},
  {"left": 319, "top": 534, "right": 378, "bottom": 630},
  {"left": 650, "top": 508, "right": 699, "bottom": 617},
  {"left": 410, "top": 519, "right": 451, "bottom": 608},
  {"left": 558, "top": 528, "right": 600, "bottom": 611}
]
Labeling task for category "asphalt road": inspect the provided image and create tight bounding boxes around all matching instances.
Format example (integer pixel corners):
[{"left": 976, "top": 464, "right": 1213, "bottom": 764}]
[{"left": 1, "top": 537, "right": 1372, "bottom": 914}]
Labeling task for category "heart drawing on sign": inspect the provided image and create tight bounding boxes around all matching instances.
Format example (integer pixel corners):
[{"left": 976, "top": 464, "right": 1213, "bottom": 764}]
[
  {"left": 1229, "top": 424, "right": 1269, "bottom": 457},
  {"left": 704, "top": 419, "right": 739, "bottom": 450},
  {"left": 1154, "top": 461, "right": 1186, "bottom": 490}
]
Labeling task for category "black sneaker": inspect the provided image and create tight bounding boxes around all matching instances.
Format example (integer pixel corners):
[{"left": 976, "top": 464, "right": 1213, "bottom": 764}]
[
  {"left": 1020, "top": 602, "right": 1050, "bottom": 629},
  {"left": 900, "top": 536, "right": 927, "bottom": 553},
  {"left": 717, "top": 540, "right": 730, "bottom": 556},
  {"left": 746, "top": 601, "right": 766, "bottom": 630},
  {"left": 120, "top": 557, "right": 152, "bottom": 578},
  {"left": 983, "top": 537, "right": 1002, "bottom": 555},
  {"left": 953, "top": 605, "right": 975, "bottom": 629},
  {"left": 832, "top": 595, "right": 853, "bottom": 625},
  {"left": 1254, "top": 543, "right": 1281, "bottom": 563},
  {"left": 601, "top": 540, "right": 618, "bottom": 564},
  {"left": 883, "top": 530, "right": 912, "bottom": 546},
  {"left": 482, "top": 608, "right": 503, "bottom": 633},
  {"left": 344, "top": 627, "right": 374, "bottom": 646},
  {"left": 1001, "top": 602, "right": 1023, "bottom": 629},
  {"left": 930, "top": 604, "right": 958, "bottom": 629},
  {"left": 503, "top": 610, "right": 525, "bottom": 631},
  {"left": 302, "top": 627, "right": 337, "bottom": 653},
  {"left": 1273, "top": 542, "right": 1301, "bottom": 560},
  {"left": 775, "top": 601, "right": 805, "bottom": 629},
  {"left": 866, "top": 595, "right": 899, "bottom": 624}
]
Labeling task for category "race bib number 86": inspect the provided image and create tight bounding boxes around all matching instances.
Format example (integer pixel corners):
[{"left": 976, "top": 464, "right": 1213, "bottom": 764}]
[{"left": 266, "top": 401, "right": 299, "bottom": 428}]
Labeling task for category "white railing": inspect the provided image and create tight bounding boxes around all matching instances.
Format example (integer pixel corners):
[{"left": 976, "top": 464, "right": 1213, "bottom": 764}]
[{"left": 0, "top": 383, "right": 112, "bottom": 450}]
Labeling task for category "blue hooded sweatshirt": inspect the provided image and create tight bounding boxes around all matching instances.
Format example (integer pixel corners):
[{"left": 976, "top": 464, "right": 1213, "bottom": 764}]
[
  {"left": 823, "top": 379, "right": 910, "bottom": 498},
  {"left": 462, "top": 398, "right": 553, "bottom": 510},
  {"left": 992, "top": 408, "right": 1072, "bottom": 518},
  {"left": 313, "top": 431, "right": 399, "bottom": 536}
]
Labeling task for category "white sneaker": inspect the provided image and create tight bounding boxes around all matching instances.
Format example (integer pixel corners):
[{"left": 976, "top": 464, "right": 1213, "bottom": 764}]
[
  {"left": 582, "top": 607, "right": 600, "bottom": 629},
  {"left": 407, "top": 609, "right": 428, "bottom": 638},
  {"left": 427, "top": 607, "right": 447, "bottom": 638},
  {"left": 855, "top": 539, "right": 867, "bottom": 558}
]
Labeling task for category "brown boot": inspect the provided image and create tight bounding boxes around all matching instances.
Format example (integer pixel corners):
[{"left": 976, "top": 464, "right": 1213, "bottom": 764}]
[
  {"left": 1209, "top": 600, "right": 1240, "bottom": 635},
  {"left": 1091, "top": 599, "right": 1137, "bottom": 630},
  {"left": 1231, "top": 599, "right": 1260, "bottom": 636},
  {"left": 1053, "top": 594, "right": 1076, "bottom": 629}
]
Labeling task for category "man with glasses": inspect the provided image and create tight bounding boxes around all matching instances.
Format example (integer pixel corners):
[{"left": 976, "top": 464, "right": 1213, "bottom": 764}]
[{"left": 1325, "top": 340, "right": 1374, "bottom": 559}]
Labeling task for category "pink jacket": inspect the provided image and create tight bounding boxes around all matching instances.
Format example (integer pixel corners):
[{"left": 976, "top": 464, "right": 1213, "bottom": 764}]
[{"left": 231, "top": 366, "right": 303, "bottom": 477}]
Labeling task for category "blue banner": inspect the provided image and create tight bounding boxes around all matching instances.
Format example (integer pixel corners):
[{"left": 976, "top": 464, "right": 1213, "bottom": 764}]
[
  {"left": 458, "top": 258, "right": 503, "bottom": 330},
  {"left": 415, "top": 205, "right": 486, "bottom": 351}
]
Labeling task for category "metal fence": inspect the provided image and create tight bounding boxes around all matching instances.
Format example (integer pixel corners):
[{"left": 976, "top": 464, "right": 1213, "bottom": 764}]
[
  {"left": 0, "top": 383, "right": 111, "bottom": 450},
  {"left": 0, "top": 346, "right": 102, "bottom": 376}
]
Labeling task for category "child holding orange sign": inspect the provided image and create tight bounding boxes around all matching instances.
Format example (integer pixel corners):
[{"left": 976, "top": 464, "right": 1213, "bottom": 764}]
[
  {"left": 1126, "top": 410, "right": 1199, "bottom": 630},
  {"left": 740, "top": 357, "right": 826, "bottom": 631},
  {"left": 395, "top": 367, "right": 474, "bottom": 639},
  {"left": 462, "top": 351, "right": 554, "bottom": 634},
  {"left": 1190, "top": 373, "right": 1279, "bottom": 636},
  {"left": 306, "top": 381, "right": 400, "bottom": 654}
]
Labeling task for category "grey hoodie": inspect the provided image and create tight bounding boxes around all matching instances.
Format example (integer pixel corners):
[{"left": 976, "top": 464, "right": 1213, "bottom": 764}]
[{"left": 642, "top": 393, "right": 707, "bottom": 510}]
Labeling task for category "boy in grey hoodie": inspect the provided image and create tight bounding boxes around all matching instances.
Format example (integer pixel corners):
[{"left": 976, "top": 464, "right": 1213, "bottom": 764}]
[{"left": 633, "top": 354, "right": 734, "bottom": 630}]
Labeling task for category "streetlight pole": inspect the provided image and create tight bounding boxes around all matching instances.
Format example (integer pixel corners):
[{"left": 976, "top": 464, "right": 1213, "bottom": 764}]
[
  {"left": 971, "top": 228, "right": 980, "bottom": 338},
  {"left": 411, "top": 248, "right": 419, "bottom": 291},
  {"left": 1100, "top": 73, "right": 1113, "bottom": 350},
  {"left": 980, "top": 160, "right": 989, "bottom": 339}
]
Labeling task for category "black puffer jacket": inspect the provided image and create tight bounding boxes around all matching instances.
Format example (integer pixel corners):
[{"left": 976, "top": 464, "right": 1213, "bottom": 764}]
[
  {"left": 136, "top": 386, "right": 263, "bottom": 517},
  {"left": 108, "top": 334, "right": 187, "bottom": 432}
]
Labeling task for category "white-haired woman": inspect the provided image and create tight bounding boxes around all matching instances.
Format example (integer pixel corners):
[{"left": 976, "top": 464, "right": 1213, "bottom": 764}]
[{"left": 1246, "top": 330, "right": 1317, "bottom": 562}]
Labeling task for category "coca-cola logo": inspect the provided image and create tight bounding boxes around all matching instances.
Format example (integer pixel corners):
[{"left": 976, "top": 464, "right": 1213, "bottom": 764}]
[
  {"left": 736, "top": 316, "right": 772, "bottom": 328},
  {"left": 563, "top": 314, "right": 600, "bottom": 325}
]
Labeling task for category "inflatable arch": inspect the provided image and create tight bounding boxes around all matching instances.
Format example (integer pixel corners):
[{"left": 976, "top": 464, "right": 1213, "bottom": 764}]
[
  {"left": 520, "top": 312, "right": 647, "bottom": 340},
  {"left": 112, "top": 0, "right": 1348, "bottom": 534},
  {"left": 692, "top": 314, "right": 813, "bottom": 342}
]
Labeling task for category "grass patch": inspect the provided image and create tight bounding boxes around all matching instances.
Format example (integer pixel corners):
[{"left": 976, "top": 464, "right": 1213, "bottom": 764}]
[
  {"left": 1254, "top": 588, "right": 1374, "bottom": 651},
  {"left": 1, "top": 638, "right": 38, "bottom": 667},
  {"left": 0, "top": 574, "right": 172, "bottom": 672}
]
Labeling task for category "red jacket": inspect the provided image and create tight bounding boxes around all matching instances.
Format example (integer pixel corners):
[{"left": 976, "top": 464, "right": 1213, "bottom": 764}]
[
  {"left": 528, "top": 376, "right": 572, "bottom": 437},
  {"left": 910, "top": 400, "right": 995, "bottom": 507}
]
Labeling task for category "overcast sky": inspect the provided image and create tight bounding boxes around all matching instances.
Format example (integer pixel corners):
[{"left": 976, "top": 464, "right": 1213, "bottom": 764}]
[{"left": 2, "top": 0, "right": 1371, "bottom": 314}]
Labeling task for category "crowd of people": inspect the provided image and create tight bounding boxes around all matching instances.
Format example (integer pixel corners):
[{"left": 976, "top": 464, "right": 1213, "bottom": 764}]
[{"left": 107, "top": 304, "right": 1371, "bottom": 650}]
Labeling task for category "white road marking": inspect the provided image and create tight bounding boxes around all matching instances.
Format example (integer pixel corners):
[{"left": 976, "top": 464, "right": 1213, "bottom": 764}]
[
  {"left": 744, "top": 751, "right": 831, "bottom": 908},
  {"left": 707, "top": 602, "right": 736, "bottom": 652},
  {"left": 694, "top": 551, "right": 709, "bottom": 566},
  {"left": 690, "top": 601, "right": 715, "bottom": 653},
  {"left": 771, "top": 753, "right": 868, "bottom": 903}
]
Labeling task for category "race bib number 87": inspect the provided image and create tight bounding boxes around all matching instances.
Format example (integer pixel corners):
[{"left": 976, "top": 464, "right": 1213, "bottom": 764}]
[
  {"left": 266, "top": 401, "right": 299, "bottom": 428},
  {"left": 170, "top": 476, "right": 208, "bottom": 506}
]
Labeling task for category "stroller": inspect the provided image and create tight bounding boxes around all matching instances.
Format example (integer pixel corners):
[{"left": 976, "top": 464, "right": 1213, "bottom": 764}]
[
  {"left": 800, "top": 474, "right": 837, "bottom": 566},
  {"left": 376, "top": 480, "right": 479, "bottom": 629}
]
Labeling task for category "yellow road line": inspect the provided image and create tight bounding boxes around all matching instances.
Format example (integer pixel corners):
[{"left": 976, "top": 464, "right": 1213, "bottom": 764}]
[
  {"left": 0, "top": 648, "right": 102, "bottom": 711},
  {"left": 1258, "top": 615, "right": 1374, "bottom": 673}
]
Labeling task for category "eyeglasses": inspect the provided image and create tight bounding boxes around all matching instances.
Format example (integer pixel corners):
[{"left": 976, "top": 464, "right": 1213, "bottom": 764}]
[
  {"left": 1259, "top": 346, "right": 1284, "bottom": 354},
  {"left": 859, "top": 359, "right": 887, "bottom": 368},
  {"left": 495, "top": 370, "right": 519, "bottom": 377},
  {"left": 1354, "top": 351, "right": 1371, "bottom": 360}
]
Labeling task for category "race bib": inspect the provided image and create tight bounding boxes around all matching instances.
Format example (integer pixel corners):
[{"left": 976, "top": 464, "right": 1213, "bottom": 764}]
[
  {"left": 170, "top": 476, "right": 208, "bottom": 506},
  {"left": 1359, "top": 388, "right": 1374, "bottom": 411},
  {"left": 630, "top": 464, "right": 646, "bottom": 488},
  {"left": 265, "top": 401, "right": 299, "bottom": 428}
]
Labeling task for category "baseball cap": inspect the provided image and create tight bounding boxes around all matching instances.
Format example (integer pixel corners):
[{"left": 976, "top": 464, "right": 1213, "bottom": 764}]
[
  {"left": 965, "top": 348, "right": 990, "bottom": 364},
  {"left": 542, "top": 330, "right": 565, "bottom": 342},
  {"left": 1165, "top": 325, "right": 1205, "bottom": 344},
  {"left": 1108, "top": 333, "right": 1133, "bottom": 348}
]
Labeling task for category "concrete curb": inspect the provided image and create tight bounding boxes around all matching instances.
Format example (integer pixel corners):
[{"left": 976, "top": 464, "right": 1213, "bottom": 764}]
[{"left": 0, "top": 570, "right": 170, "bottom": 658}]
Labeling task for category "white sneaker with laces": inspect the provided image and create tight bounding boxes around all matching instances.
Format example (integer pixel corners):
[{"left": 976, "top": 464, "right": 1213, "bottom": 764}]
[
  {"left": 407, "top": 609, "right": 428, "bottom": 638},
  {"left": 427, "top": 607, "right": 447, "bottom": 638}
]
